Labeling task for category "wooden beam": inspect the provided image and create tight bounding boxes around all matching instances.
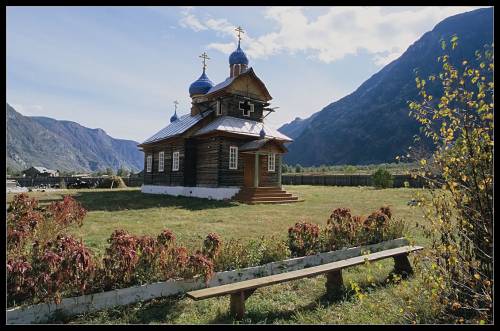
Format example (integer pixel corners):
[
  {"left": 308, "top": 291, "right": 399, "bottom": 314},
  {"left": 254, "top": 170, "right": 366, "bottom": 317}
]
[
  {"left": 229, "top": 289, "right": 255, "bottom": 320},
  {"left": 254, "top": 152, "right": 259, "bottom": 187},
  {"left": 325, "top": 270, "right": 344, "bottom": 299},
  {"left": 393, "top": 253, "right": 413, "bottom": 278}
]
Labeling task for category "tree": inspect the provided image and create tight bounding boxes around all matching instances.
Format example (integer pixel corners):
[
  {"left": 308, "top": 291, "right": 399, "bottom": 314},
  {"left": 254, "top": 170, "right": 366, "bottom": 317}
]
[
  {"left": 116, "top": 166, "right": 129, "bottom": 177},
  {"left": 408, "top": 36, "right": 493, "bottom": 323},
  {"left": 105, "top": 168, "right": 114, "bottom": 176},
  {"left": 371, "top": 168, "right": 393, "bottom": 188},
  {"left": 295, "top": 164, "right": 303, "bottom": 173}
]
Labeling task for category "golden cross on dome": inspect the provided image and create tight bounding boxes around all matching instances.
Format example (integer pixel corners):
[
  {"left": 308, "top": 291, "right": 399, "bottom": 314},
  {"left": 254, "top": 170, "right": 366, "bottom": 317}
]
[
  {"left": 173, "top": 100, "right": 179, "bottom": 112},
  {"left": 199, "top": 52, "right": 210, "bottom": 70},
  {"left": 235, "top": 26, "right": 244, "bottom": 42}
]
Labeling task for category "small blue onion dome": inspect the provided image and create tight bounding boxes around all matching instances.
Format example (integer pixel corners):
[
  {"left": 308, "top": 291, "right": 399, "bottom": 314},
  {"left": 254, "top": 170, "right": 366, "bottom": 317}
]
[
  {"left": 229, "top": 42, "right": 249, "bottom": 66},
  {"left": 170, "top": 110, "right": 178, "bottom": 123},
  {"left": 259, "top": 126, "right": 266, "bottom": 138},
  {"left": 189, "top": 70, "right": 214, "bottom": 96}
]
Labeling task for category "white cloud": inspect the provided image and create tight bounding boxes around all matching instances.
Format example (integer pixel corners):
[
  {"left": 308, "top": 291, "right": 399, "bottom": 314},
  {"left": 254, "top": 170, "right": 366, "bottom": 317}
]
[
  {"left": 179, "top": 7, "right": 207, "bottom": 32},
  {"left": 179, "top": 6, "right": 485, "bottom": 66}
]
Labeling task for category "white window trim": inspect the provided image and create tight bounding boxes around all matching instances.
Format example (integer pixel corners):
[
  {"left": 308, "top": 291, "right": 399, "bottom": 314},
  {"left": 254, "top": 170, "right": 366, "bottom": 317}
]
[
  {"left": 146, "top": 155, "right": 152, "bottom": 173},
  {"left": 268, "top": 153, "right": 276, "bottom": 172},
  {"left": 229, "top": 146, "right": 238, "bottom": 170},
  {"left": 158, "top": 151, "right": 165, "bottom": 172},
  {"left": 239, "top": 101, "right": 254, "bottom": 117},
  {"left": 172, "top": 151, "right": 180, "bottom": 172}
]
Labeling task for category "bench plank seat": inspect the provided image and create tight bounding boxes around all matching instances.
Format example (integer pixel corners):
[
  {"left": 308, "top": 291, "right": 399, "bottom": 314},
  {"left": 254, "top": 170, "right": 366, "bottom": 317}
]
[{"left": 187, "top": 245, "right": 423, "bottom": 300}]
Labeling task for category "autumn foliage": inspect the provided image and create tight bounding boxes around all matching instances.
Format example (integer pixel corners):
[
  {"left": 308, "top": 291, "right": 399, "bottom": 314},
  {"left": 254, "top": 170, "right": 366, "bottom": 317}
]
[{"left": 408, "top": 37, "right": 493, "bottom": 323}]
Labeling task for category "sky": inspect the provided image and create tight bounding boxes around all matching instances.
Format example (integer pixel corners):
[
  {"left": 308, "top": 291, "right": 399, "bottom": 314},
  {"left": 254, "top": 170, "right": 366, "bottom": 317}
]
[{"left": 6, "top": 6, "right": 486, "bottom": 142}]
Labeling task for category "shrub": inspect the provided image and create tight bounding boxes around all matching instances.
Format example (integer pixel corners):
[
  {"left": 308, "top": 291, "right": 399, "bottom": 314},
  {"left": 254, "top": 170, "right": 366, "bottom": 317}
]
[
  {"left": 344, "top": 165, "right": 357, "bottom": 174},
  {"left": 372, "top": 168, "right": 394, "bottom": 188},
  {"left": 202, "top": 232, "right": 222, "bottom": 259},
  {"left": 324, "top": 208, "right": 360, "bottom": 251},
  {"left": 7, "top": 194, "right": 90, "bottom": 306},
  {"left": 324, "top": 206, "right": 405, "bottom": 251},
  {"left": 409, "top": 38, "right": 493, "bottom": 323},
  {"left": 213, "top": 236, "right": 290, "bottom": 271},
  {"left": 288, "top": 221, "right": 321, "bottom": 257}
]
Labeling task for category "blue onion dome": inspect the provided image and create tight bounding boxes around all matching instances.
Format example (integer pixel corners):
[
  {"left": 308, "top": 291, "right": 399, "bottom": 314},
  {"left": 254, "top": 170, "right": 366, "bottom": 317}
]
[
  {"left": 229, "top": 42, "right": 249, "bottom": 66},
  {"left": 259, "top": 126, "right": 266, "bottom": 138},
  {"left": 189, "top": 70, "right": 214, "bottom": 96},
  {"left": 170, "top": 110, "right": 178, "bottom": 123}
]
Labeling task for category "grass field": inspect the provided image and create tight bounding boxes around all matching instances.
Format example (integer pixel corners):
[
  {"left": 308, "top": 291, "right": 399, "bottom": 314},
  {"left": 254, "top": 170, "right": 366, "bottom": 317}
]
[{"left": 7, "top": 185, "right": 439, "bottom": 324}]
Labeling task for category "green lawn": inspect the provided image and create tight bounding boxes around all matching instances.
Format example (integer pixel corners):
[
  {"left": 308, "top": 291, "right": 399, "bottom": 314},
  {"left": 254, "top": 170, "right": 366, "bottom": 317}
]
[{"left": 8, "top": 185, "right": 438, "bottom": 324}]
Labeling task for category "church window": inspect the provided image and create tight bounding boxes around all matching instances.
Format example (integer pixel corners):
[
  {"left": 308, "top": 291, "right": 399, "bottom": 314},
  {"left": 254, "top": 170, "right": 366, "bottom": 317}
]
[
  {"left": 229, "top": 146, "right": 238, "bottom": 169},
  {"left": 146, "top": 155, "right": 152, "bottom": 173},
  {"left": 216, "top": 100, "right": 222, "bottom": 115},
  {"left": 158, "top": 151, "right": 165, "bottom": 172},
  {"left": 268, "top": 153, "right": 276, "bottom": 172},
  {"left": 239, "top": 101, "right": 254, "bottom": 117},
  {"left": 172, "top": 151, "right": 180, "bottom": 171}
]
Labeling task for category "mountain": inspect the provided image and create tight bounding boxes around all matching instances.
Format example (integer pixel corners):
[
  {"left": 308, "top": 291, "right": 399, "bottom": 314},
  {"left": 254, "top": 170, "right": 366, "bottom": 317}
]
[
  {"left": 6, "top": 103, "right": 144, "bottom": 173},
  {"left": 279, "top": 8, "right": 493, "bottom": 166}
]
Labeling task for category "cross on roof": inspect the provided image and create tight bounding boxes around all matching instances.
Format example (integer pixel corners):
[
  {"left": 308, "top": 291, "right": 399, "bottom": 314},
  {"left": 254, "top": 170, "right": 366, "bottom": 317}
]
[
  {"left": 199, "top": 52, "right": 210, "bottom": 70},
  {"left": 173, "top": 100, "right": 179, "bottom": 112},
  {"left": 235, "top": 26, "right": 244, "bottom": 42}
]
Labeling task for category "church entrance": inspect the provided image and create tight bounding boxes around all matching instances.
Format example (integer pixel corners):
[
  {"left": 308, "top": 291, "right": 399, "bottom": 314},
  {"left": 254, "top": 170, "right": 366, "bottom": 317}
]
[{"left": 243, "top": 154, "right": 257, "bottom": 187}]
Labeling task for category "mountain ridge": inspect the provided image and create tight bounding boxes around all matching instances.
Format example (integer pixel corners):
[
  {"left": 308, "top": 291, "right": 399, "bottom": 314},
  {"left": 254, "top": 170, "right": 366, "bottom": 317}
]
[
  {"left": 6, "top": 103, "right": 144, "bottom": 173},
  {"left": 279, "top": 7, "right": 493, "bottom": 166}
]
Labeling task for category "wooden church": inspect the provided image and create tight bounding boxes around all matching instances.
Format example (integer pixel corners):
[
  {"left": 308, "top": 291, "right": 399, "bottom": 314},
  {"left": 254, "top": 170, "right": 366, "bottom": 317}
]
[{"left": 138, "top": 27, "right": 300, "bottom": 204}]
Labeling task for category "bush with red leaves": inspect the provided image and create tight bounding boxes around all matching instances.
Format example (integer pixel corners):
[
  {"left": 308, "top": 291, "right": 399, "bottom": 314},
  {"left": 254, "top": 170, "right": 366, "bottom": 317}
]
[
  {"left": 288, "top": 221, "right": 321, "bottom": 257},
  {"left": 202, "top": 232, "right": 222, "bottom": 259}
]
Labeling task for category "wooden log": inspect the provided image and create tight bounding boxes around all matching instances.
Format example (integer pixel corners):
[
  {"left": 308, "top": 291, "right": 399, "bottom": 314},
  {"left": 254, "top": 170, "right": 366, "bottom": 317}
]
[
  {"left": 325, "top": 269, "right": 344, "bottom": 299},
  {"left": 393, "top": 253, "right": 413, "bottom": 278},
  {"left": 230, "top": 289, "right": 255, "bottom": 320}
]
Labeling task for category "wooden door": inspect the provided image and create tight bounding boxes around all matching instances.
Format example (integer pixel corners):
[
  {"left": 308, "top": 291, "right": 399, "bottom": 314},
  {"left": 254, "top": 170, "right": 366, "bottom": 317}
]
[
  {"left": 243, "top": 154, "right": 254, "bottom": 187},
  {"left": 184, "top": 139, "right": 197, "bottom": 187}
]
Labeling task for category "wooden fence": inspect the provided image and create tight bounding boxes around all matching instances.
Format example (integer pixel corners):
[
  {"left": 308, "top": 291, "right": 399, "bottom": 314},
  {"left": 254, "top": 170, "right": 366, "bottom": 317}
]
[
  {"left": 8, "top": 175, "right": 426, "bottom": 189},
  {"left": 7, "top": 176, "right": 144, "bottom": 188},
  {"left": 281, "top": 174, "right": 427, "bottom": 188}
]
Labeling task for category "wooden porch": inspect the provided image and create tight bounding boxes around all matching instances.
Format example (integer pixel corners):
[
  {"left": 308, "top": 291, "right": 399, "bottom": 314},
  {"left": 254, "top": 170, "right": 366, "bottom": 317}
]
[{"left": 234, "top": 139, "right": 303, "bottom": 204}]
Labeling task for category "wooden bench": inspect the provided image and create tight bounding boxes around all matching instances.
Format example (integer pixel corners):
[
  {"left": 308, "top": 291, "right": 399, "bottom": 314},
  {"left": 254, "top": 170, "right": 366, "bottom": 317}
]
[{"left": 186, "top": 245, "right": 423, "bottom": 319}]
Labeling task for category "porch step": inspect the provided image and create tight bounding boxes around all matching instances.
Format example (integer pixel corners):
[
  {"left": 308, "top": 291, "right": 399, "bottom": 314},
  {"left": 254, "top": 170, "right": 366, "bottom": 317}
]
[
  {"left": 233, "top": 187, "right": 302, "bottom": 204},
  {"left": 247, "top": 199, "right": 305, "bottom": 205},
  {"left": 249, "top": 195, "right": 298, "bottom": 202}
]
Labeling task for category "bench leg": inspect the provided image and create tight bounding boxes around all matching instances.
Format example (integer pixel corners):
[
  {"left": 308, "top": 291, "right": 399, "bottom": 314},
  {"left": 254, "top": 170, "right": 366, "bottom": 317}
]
[
  {"left": 230, "top": 289, "right": 255, "bottom": 320},
  {"left": 325, "top": 269, "right": 344, "bottom": 299},
  {"left": 393, "top": 253, "right": 413, "bottom": 278}
]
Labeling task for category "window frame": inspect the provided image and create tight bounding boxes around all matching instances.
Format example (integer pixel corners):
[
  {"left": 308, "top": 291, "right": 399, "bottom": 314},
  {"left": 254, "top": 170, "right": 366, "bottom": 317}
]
[
  {"left": 146, "top": 155, "right": 152, "bottom": 173},
  {"left": 229, "top": 146, "right": 238, "bottom": 170},
  {"left": 216, "top": 100, "right": 222, "bottom": 116},
  {"left": 158, "top": 151, "right": 165, "bottom": 172},
  {"left": 172, "top": 151, "right": 180, "bottom": 172},
  {"left": 268, "top": 153, "right": 276, "bottom": 172}
]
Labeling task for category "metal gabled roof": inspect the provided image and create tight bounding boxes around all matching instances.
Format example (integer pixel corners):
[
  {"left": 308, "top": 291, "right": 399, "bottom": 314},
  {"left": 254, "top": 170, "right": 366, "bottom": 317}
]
[
  {"left": 141, "top": 111, "right": 212, "bottom": 145},
  {"left": 239, "top": 138, "right": 271, "bottom": 151},
  {"left": 205, "top": 76, "right": 235, "bottom": 95},
  {"left": 193, "top": 116, "right": 293, "bottom": 142}
]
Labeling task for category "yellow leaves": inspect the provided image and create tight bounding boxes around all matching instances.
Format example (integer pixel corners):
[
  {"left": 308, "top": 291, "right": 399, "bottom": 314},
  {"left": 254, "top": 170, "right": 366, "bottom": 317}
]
[
  {"left": 474, "top": 273, "right": 481, "bottom": 280},
  {"left": 461, "top": 174, "right": 467, "bottom": 182},
  {"left": 420, "top": 159, "right": 427, "bottom": 166}
]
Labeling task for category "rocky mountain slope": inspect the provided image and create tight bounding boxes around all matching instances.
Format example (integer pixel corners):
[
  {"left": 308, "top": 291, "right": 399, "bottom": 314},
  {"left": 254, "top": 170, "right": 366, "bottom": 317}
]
[
  {"left": 279, "top": 8, "right": 493, "bottom": 166},
  {"left": 6, "top": 103, "right": 144, "bottom": 173}
]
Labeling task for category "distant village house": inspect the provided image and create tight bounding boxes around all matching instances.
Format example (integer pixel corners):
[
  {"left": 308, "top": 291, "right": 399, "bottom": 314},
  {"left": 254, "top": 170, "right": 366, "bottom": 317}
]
[{"left": 22, "top": 166, "right": 59, "bottom": 177}]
